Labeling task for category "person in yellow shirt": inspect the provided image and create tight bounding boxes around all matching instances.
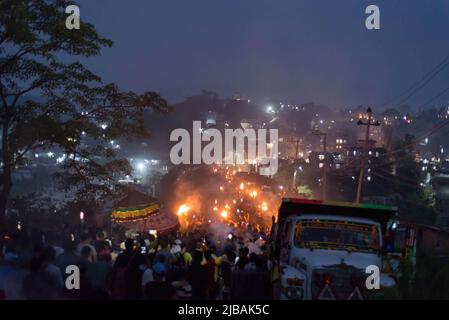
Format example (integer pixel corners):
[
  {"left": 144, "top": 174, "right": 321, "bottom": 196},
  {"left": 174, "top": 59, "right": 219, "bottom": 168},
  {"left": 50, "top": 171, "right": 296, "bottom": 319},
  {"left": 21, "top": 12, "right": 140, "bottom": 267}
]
[
  {"left": 210, "top": 246, "right": 221, "bottom": 283},
  {"left": 180, "top": 244, "right": 192, "bottom": 266}
]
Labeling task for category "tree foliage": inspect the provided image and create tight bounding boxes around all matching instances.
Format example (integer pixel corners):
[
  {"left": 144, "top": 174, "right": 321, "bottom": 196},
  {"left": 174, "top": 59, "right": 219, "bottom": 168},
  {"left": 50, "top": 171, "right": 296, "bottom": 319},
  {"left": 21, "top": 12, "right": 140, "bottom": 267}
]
[{"left": 0, "top": 0, "right": 171, "bottom": 228}]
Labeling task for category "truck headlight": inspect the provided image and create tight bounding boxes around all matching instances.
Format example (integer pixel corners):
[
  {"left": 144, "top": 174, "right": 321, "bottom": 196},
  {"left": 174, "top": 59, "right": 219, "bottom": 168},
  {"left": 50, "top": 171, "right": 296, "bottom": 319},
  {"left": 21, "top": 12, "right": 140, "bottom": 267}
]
[{"left": 283, "top": 286, "right": 304, "bottom": 300}]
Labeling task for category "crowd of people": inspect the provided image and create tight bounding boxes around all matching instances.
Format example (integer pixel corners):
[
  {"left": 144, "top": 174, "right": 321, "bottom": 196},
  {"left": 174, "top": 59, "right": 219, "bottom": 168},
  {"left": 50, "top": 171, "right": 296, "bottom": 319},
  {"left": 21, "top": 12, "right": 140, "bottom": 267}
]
[{"left": 0, "top": 224, "right": 278, "bottom": 300}]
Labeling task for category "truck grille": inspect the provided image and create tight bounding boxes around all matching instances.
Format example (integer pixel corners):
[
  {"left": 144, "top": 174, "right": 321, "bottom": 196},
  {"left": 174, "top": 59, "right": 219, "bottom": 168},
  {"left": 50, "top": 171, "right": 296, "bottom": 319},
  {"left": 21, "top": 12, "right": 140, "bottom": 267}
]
[{"left": 311, "top": 266, "right": 367, "bottom": 300}]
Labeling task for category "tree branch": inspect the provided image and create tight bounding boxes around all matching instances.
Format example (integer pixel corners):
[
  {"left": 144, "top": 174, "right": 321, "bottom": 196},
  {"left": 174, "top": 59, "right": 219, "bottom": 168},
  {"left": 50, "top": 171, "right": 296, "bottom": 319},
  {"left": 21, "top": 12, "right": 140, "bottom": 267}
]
[{"left": 11, "top": 143, "right": 40, "bottom": 167}]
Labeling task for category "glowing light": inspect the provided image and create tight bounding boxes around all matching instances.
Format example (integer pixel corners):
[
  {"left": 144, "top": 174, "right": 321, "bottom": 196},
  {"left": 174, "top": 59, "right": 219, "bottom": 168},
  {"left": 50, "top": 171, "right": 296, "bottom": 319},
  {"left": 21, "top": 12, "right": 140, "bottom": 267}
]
[
  {"left": 177, "top": 204, "right": 190, "bottom": 216},
  {"left": 137, "top": 162, "right": 145, "bottom": 172},
  {"left": 80, "top": 211, "right": 84, "bottom": 222},
  {"left": 220, "top": 210, "right": 228, "bottom": 219},
  {"left": 261, "top": 202, "right": 268, "bottom": 211}
]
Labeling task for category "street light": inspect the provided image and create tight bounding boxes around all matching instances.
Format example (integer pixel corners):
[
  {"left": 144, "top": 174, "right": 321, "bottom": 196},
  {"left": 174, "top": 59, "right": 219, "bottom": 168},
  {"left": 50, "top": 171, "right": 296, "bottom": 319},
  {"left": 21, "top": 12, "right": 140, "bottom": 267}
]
[{"left": 137, "top": 162, "right": 145, "bottom": 172}]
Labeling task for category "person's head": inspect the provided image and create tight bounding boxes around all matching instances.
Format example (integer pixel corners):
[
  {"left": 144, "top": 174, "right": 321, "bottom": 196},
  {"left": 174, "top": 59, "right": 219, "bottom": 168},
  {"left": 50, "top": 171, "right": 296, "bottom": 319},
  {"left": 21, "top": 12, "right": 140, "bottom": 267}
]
[
  {"left": 192, "top": 250, "right": 203, "bottom": 264},
  {"left": 42, "top": 245, "right": 56, "bottom": 263},
  {"left": 255, "top": 255, "right": 266, "bottom": 270},
  {"left": 156, "top": 254, "right": 165, "bottom": 265},
  {"left": 160, "top": 239, "right": 168, "bottom": 250},
  {"left": 81, "top": 245, "right": 91, "bottom": 260},
  {"left": 32, "top": 241, "right": 45, "bottom": 258},
  {"left": 5, "top": 240, "right": 17, "bottom": 254},
  {"left": 209, "top": 245, "right": 216, "bottom": 255},
  {"left": 226, "top": 250, "right": 236, "bottom": 263},
  {"left": 80, "top": 232, "right": 92, "bottom": 244},
  {"left": 153, "top": 259, "right": 166, "bottom": 277},
  {"left": 29, "top": 256, "right": 43, "bottom": 273},
  {"left": 124, "top": 238, "right": 134, "bottom": 251},
  {"left": 3, "top": 248, "right": 19, "bottom": 267},
  {"left": 45, "top": 231, "right": 57, "bottom": 246},
  {"left": 135, "top": 252, "right": 146, "bottom": 265},
  {"left": 204, "top": 249, "right": 212, "bottom": 261},
  {"left": 249, "top": 252, "right": 257, "bottom": 263},
  {"left": 96, "top": 231, "right": 105, "bottom": 241},
  {"left": 239, "top": 247, "right": 248, "bottom": 258},
  {"left": 153, "top": 271, "right": 164, "bottom": 281},
  {"left": 63, "top": 238, "right": 77, "bottom": 253}
]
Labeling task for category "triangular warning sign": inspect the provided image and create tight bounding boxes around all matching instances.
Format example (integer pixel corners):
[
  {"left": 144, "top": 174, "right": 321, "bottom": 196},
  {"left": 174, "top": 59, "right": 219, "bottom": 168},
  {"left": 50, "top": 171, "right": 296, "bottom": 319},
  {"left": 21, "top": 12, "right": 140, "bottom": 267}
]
[
  {"left": 317, "top": 284, "right": 336, "bottom": 300},
  {"left": 347, "top": 287, "right": 364, "bottom": 300}
]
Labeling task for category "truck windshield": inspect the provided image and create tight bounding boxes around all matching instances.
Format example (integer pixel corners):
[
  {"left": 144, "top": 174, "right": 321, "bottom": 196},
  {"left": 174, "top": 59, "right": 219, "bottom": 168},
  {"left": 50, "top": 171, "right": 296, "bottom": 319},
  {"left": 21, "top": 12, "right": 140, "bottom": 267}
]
[{"left": 294, "top": 219, "right": 380, "bottom": 253}]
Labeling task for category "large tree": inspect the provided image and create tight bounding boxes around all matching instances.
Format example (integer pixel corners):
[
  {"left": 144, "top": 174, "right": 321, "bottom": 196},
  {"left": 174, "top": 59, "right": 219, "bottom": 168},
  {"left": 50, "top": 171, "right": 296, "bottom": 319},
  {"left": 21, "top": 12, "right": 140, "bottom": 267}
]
[{"left": 0, "top": 0, "right": 171, "bottom": 231}]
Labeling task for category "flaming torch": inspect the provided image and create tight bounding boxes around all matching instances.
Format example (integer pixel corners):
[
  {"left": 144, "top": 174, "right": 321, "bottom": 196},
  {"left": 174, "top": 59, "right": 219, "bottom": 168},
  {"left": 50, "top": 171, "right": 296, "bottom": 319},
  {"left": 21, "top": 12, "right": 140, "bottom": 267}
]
[
  {"left": 220, "top": 210, "right": 228, "bottom": 219},
  {"left": 177, "top": 204, "right": 191, "bottom": 229},
  {"left": 177, "top": 204, "right": 190, "bottom": 216}
]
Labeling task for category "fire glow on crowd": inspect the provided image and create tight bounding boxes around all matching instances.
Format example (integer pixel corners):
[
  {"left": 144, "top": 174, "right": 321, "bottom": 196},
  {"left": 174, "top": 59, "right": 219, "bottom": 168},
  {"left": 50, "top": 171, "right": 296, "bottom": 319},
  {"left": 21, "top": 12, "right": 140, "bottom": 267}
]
[{"left": 171, "top": 166, "right": 283, "bottom": 233}]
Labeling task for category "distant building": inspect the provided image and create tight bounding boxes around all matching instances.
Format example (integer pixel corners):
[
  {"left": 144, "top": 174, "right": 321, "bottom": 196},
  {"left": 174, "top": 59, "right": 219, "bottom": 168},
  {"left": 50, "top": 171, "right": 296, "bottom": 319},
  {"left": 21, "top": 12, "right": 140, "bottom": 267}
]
[
  {"left": 308, "top": 151, "right": 343, "bottom": 169},
  {"left": 278, "top": 135, "right": 303, "bottom": 160},
  {"left": 346, "top": 146, "right": 384, "bottom": 161},
  {"left": 201, "top": 111, "right": 217, "bottom": 128},
  {"left": 432, "top": 165, "right": 449, "bottom": 229}
]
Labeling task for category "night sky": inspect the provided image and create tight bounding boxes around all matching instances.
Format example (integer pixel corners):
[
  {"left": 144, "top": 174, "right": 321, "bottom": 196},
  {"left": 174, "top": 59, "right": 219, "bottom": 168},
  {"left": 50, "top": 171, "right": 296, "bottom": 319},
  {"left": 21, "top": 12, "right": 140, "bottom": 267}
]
[{"left": 78, "top": 0, "right": 449, "bottom": 109}]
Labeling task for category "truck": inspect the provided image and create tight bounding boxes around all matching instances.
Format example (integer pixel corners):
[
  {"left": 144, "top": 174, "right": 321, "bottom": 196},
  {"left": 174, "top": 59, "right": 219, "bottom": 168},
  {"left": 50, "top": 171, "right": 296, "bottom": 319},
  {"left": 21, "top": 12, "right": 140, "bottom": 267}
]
[{"left": 271, "top": 198, "right": 398, "bottom": 300}]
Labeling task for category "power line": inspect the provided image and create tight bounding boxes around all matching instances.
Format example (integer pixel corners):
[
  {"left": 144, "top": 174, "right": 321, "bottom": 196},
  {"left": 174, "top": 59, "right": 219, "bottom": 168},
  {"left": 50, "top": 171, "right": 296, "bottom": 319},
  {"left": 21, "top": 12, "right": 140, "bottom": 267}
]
[
  {"left": 380, "top": 53, "right": 449, "bottom": 108},
  {"left": 369, "top": 117, "right": 449, "bottom": 162},
  {"left": 416, "top": 84, "right": 449, "bottom": 110}
]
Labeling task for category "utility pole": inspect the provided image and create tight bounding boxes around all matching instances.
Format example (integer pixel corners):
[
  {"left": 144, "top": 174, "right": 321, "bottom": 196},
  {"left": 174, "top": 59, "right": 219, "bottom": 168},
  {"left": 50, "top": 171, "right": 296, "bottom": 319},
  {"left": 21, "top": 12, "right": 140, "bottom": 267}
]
[
  {"left": 287, "top": 134, "right": 301, "bottom": 190},
  {"left": 355, "top": 107, "right": 380, "bottom": 204},
  {"left": 312, "top": 129, "right": 327, "bottom": 200}
]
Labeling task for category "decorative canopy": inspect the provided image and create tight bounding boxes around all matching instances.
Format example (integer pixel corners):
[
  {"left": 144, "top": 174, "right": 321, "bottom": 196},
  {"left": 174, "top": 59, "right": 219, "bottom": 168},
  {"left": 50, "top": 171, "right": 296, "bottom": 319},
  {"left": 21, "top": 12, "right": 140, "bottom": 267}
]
[
  {"left": 112, "top": 190, "right": 159, "bottom": 222},
  {"left": 111, "top": 190, "right": 179, "bottom": 234}
]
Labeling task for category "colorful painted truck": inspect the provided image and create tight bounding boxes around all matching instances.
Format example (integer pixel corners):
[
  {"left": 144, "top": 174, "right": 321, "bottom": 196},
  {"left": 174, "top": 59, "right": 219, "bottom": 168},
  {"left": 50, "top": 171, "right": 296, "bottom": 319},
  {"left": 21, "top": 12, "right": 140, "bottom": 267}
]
[{"left": 272, "top": 198, "right": 398, "bottom": 300}]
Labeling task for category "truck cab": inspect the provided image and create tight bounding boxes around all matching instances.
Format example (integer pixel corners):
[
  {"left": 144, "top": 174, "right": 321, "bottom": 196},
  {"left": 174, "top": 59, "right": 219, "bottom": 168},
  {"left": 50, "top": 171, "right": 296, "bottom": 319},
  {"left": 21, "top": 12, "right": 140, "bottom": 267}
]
[{"left": 273, "top": 198, "right": 397, "bottom": 300}]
